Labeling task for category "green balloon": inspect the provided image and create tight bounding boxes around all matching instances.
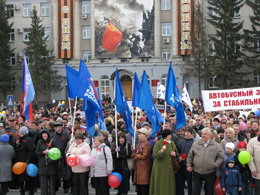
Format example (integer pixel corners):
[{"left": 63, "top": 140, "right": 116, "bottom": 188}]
[
  {"left": 48, "top": 148, "right": 61, "bottom": 160},
  {"left": 238, "top": 151, "right": 250, "bottom": 165}
]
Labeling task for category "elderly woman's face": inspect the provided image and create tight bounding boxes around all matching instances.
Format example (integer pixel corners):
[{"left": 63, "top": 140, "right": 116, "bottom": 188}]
[
  {"left": 75, "top": 138, "right": 83, "bottom": 145},
  {"left": 225, "top": 131, "right": 233, "bottom": 139},
  {"left": 42, "top": 132, "right": 48, "bottom": 140},
  {"left": 94, "top": 139, "right": 101, "bottom": 147}
]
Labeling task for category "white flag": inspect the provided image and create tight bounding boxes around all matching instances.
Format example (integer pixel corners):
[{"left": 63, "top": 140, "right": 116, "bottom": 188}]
[
  {"left": 156, "top": 82, "right": 165, "bottom": 100},
  {"left": 182, "top": 84, "right": 193, "bottom": 111}
]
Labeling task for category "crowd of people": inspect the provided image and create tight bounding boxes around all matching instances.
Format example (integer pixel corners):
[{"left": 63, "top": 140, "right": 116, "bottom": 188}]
[{"left": 0, "top": 98, "right": 260, "bottom": 195}]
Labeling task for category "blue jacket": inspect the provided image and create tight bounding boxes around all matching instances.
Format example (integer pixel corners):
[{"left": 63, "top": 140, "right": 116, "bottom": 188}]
[{"left": 221, "top": 157, "right": 242, "bottom": 188}]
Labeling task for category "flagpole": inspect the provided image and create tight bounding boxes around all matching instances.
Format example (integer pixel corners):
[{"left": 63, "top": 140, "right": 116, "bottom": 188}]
[
  {"left": 133, "top": 107, "right": 138, "bottom": 149},
  {"left": 71, "top": 97, "right": 78, "bottom": 140},
  {"left": 68, "top": 97, "right": 72, "bottom": 117},
  {"left": 163, "top": 101, "right": 167, "bottom": 129},
  {"left": 115, "top": 106, "right": 118, "bottom": 148}
]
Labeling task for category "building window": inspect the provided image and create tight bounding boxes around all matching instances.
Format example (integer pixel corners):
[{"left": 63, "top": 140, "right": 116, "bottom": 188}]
[
  {"left": 9, "top": 29, "right": 15, "bottom": 42},
  {"left": 83, "top": 50, "right": 91, "bottom": 62},
  {"left": 161, "top": 74, "right": 167, "bottom": 86},
  {"left": 162, "top": 49, "right": 172, "bottom": 61},
  {"left": 208, "top": 42, "right": 216, "bottom": 56},
  {"left": 6, "top": 4, "right": 14, "bottom": 17},
  {"left": 209, "top": 74, "right": 218, "bottom": 88},
  {"left": 161, "top": 0, "right": 171, "bottom": 10},
  {"left": 10, "top": 53, "right": 15, "bottom": 66},
  {"left": 43, "top": 28, "right": 50, "bottom": 40},
  {"left": 234, "top": 41, "right": 241, "bottom": 53},
  {"left": 23, "top": 4, "right": 31, "bottom": 17},
  {"left": 82, "top": 1, "right": 90, "bottom": 14},
  {"left": 41, "top": 3, "right": 49, "bottom": 16},
  {"left": 82, "top": 26, "right": 91, "bottom": 39},
  {"left": 254, "top": 70, "right": 260, "bottom": 86},
  {"left": 162, "top": 23, "right": 172, "bottom": 36},
  {"left": 101, "top": 75, "right": 109, "bottom": 99},
  {"left": 254, "top": 35, "right": 260, "bottom": 52},
  {"left": 23, "top": 28, "right": 30, "bottom": 41},
  {"left": 11, "top": 77, "right": 16, "bottom": 90}
]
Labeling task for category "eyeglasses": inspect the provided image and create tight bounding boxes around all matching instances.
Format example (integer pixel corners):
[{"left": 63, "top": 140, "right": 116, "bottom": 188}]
[{"left": 196, "top": 119, "right": 201, "bottom": 121}]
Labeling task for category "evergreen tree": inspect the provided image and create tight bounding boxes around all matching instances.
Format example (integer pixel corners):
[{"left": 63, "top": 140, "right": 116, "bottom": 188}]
[
  {"left": 182, "top": 3, "right": 208, "bottom": 97},
  {"left": 207, "top": 0, "right": 247, "bottom": 89},
  {"left": 244, "top": 0, "right": 260, "bottom": 86},
  {"left": 0, "top": 0, "right": 14, "bottom": 97},
  {"left": 25, "top": 6, "right": 62, "bottom": 100}
]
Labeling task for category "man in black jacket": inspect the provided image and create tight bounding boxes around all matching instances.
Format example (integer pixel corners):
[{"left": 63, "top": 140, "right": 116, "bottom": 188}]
[{"left": 52, "top": 120, "right": 70, "bottom": 193}]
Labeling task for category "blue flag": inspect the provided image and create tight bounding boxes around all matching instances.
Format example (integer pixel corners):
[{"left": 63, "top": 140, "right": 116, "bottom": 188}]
[
  {"left": 132, "top": 72, "right": 141, "bottom": 107},
  {"left": 115, "top": 69, "right": 134, "bottom": 136},
  {"left": 65, "top": 64, "right": 79, "bottom": 99},
  {"left": 97, "top": 88, "right": 106, "bottom": 131},
  {"left": 138, "top": 70, "right": 161, "bottom": 138},
  {"left": 22, "top": 53, "right": 35, "bottom": 123},
  {"left": 76, "top": 60, "right": 102, "bottom": 137},
  {"left": 165, "top": 62, "right": 186, "bottom": 130},
  {"left": 146, "top": 107, "right": 165, "bottom": 124}
]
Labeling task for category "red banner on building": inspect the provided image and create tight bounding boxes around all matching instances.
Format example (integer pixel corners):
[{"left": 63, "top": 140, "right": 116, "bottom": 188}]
[
  {"left": 176, "top": 0, "right": 195, "bottom": 55},
  {"left": 102, "top": 21, "right": 123, "bottom": 53},
  {"left": 57, "top": 0, "right": 74, "bottom": 59}
]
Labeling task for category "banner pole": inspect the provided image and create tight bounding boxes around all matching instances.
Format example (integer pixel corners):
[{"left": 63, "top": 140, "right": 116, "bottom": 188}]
[{"left": 163, "top": 101, "right": 167, "bottom": 129}]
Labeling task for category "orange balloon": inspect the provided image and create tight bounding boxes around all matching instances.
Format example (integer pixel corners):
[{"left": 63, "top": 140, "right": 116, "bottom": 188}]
[{"left": 12, "top": 162, "right": 27, "bottom": 175}]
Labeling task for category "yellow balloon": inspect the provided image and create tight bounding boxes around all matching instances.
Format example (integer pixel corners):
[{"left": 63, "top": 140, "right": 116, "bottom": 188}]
[
  {"left": 2, "top": 111, "right": 5, "bottom": 114},
  {"left": 62, "top": 101, "right": 65, "bottom": 104}
]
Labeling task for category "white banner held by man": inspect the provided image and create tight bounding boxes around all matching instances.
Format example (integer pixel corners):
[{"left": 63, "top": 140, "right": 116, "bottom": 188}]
[
  {"left": 202, "top": 87, "right": 260, "bottom": 112},
  {"left": 156, "top": 82, "right": 165, "bottom": 99}
]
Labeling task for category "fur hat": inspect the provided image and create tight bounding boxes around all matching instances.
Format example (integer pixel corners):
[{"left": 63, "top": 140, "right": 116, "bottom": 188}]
[{"left": 20, "top": 126, "right": 28, "bottom": 135}]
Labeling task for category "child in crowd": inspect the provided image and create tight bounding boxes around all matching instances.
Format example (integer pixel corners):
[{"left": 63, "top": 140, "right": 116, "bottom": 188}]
[
  {"left": 237, "top": 141, "right": 253, "bottom": 195},
  {"left": 216, "top": 142, "right": 236, "bottom": 177},
  {"left": 221, "top": 157, "right": 242, "bottom": 195}
]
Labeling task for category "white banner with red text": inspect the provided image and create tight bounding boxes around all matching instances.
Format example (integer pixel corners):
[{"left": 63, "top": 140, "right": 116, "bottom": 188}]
[{"left": 201, "top": 87, "right": 260, "bottom": 112}]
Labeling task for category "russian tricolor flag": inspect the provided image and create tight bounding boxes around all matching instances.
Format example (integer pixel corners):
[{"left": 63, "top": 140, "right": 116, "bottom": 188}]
[
  {"left": 21, "top": 53, "right": 35, "bottom": 123},
  {"left": 80, "top": 125, "right": 87, "bottom": 132}
]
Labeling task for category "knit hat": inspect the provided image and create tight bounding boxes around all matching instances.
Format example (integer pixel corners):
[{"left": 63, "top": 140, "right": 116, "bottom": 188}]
[
  {"left": 227, "top": 158, "right": 235, "bottom": 164},
  {"left": 0, "top": 134, "right": 10, "bottom": 143},
  {"left": 225, "top": 142, "right": 235, "bottom": 151},
  {"left": 20, "top": 126, "right": 28, "bottom": 135},
  {"left": 238, "top": 141, "right": 247, "bottom": 149}
]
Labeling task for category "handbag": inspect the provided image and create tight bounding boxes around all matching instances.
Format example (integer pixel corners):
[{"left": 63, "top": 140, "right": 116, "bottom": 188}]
[
  {"left": 172, "top": 156, "right": 181, "bottom": 171},
  {"left": 126, "top": 142, "right": 135, "bottom": 171},
  {"left": 171, "top": 142, "right": 181, "bottom": 171},
  {"left": 46, "top": 139, "right": 62, "bottom": 164}
]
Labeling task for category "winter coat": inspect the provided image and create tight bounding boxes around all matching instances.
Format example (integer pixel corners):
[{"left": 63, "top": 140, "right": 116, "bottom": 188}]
[
  {"left": 16, "top": 134, "right": 35, "bottom": 181},
  {"left": 0, "top": 141, "right": 15, "bottom": 182},
  {"left": 216, "top": 150, "right": 236, "bottom": 176},
  {"left": 90, "top": 143, "right": 113, "bottom": 177},
  {"left": 187, "top": 139, "right": 224, "bottom": 175},
  {"left": 52, "top": 130, "right": 70, "bottom": 162},
  {"left": 177, "top": 137, "right": 194, "bottom": 166},
  {"left": 221, "top": 158, "right": 242, "bottom": 188},
  {"left": 9, "top": 134, "right": 16, "bottom": 149},
  {"left": 131, "top": 139, "right": 151, "bottom": 185},
  {"left": 67, "top": 141, "right": 91, "bottom": 173},
  {"left": 112, "top": 142, "right": 132, "bottom": 169},
  {"left": 220, "top": 135, "right": 239, "bottom": 153},
  {"left": 247, "top": 135, "right": 260, "bottom": 180},
  {"left": 35, "top": 130, "right": 59, "bottom": 175},
  {"left": 149, "top": 139, "right": 178, "bottom": 195},
  {"left": 235, "top": 153, "right": 253, "bottom": 183},
  {"left": 193, "top": 124, "right": 204, "bottom": 132}
]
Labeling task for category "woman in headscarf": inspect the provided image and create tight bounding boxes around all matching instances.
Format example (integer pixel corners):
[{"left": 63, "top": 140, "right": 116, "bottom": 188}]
[
  {"left": 36, "top": 130, "right": 59, "bottom": 195},
  {"left": 131, "top": 128, "right": 151, "bottom": 195}
]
